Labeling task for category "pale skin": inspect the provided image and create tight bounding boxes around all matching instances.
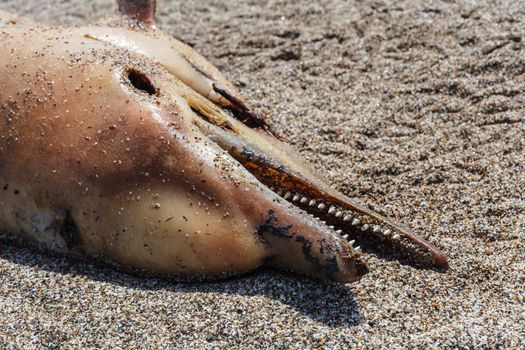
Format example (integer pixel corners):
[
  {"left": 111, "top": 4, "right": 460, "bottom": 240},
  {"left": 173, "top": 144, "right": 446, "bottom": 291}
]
[{"left": 0, "top": 1, "right": 447, "bottom": 284}]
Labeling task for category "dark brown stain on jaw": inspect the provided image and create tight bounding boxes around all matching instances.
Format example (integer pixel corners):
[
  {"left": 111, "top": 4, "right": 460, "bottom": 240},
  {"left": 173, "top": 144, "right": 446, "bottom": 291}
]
[
  {"left": 256, "top": 209, "right": 340, "bottom": 280},
  {"left": 295, "top": 235, "right": 339, "bottom": 278},
  {"left": 256, "top": 209, "right": 293, "bottom": 240}
]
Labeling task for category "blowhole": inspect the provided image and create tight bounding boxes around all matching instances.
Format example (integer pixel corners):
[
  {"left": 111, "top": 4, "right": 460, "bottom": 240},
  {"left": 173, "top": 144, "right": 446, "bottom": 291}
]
[{"left": 126, "top": 68, "right": 158, "bottom": 95}]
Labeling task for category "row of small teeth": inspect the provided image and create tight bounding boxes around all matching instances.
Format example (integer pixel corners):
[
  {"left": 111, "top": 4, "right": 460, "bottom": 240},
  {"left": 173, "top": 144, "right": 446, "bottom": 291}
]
[
  {"left": 273, "top": 189, "right": 402, "bottom": 243},
  {"left": 271, "top": 188, "right": 362, "bottom": 251}
]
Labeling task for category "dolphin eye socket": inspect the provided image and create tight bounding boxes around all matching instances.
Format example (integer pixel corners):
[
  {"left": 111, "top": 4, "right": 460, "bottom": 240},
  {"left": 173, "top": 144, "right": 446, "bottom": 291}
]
[{"left": 126, "top": 68, "right": 158, "bottom": 95}]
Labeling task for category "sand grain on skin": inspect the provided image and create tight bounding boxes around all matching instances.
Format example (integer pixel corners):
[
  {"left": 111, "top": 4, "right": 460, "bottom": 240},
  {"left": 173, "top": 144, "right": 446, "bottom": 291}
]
[{"left": 1, "top": 0, "right": 524, "bottom": 348}]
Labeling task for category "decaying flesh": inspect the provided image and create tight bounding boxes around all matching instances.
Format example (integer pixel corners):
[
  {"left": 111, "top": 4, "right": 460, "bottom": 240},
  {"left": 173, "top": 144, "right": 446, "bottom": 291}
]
[{"left": 0, "top": 1, "right": 447, "bottom": 284}]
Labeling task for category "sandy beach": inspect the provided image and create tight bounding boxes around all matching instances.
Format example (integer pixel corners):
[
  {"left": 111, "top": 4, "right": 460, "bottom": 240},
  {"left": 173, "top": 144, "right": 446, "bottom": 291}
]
[{"left": 0, "top": 0, "right": 524, "bottom": 348}]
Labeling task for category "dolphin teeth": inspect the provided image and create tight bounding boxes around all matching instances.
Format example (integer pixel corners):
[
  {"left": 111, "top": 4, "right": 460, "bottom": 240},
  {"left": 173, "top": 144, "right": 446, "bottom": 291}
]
[
  {"left": 343, "top": 215, "right": 351, "bottom": 221},
  {"left": 392, "top": 233, "right": 401, "bottom": 240},
  {"left": 335, "top": 211, "right": 343, "bottom": 218},
  {"left": 373, "top": 225, "right": 381, "bottom": 233},
  {"left": 335, "top": 229, "right": 342, "bottom": 234},
  {"left": 308, "top": 199, "right": 316, "bottom": 206},
  {"left": 383, "top": 229, "right": 392, "bottom": 236},
  {"left": 284, "top": 191, "right": 292, "bottom": 199},
  {"left": 317, "top": 203, "right": 326, "bottom": 210},
  {"left": 352, "top": 219, "right": 360, "bottom": 226},
  {"left": 300, "top": 197, "right": 308, "bottom": 204},
  {"left": 362, "top": 224, "right": 370, "bottom": 231},
  {"left": 349, "top": 240, "right": 355, "bottom": 245},
  {"left": 328, "top": 206, "right": 336, "bottom": 215},
  {"left": 342, "top": 234, "right": 349, "bottom": 240},
  {"left": 292, "top": 194, "right": 300, "bottom": 201}
]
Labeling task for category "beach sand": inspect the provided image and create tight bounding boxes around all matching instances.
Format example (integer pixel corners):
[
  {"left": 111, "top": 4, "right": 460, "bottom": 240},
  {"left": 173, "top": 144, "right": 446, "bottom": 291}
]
[{"left": 0, "top": 0, "right": 524, "bottom": 348}]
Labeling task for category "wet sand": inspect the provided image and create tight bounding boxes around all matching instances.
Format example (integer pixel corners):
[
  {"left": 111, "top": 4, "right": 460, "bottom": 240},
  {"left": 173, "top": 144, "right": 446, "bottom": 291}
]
[{"left": 0, "top": 0, "right": 524, "bottom": 348}]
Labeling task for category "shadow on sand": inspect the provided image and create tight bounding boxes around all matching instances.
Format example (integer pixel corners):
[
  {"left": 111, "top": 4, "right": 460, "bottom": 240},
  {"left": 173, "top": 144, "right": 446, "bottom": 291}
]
[{"left": 0, "top": 235, "right": 362, "bottom": 327}]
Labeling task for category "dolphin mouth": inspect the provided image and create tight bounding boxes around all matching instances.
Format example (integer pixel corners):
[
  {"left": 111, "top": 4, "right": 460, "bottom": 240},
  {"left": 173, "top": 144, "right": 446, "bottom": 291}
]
[
  {"left": 117, "top": 57, "right": 447, "bottom": 271},
  {"left": 183, "top": 82, "right": 448, "bottom": 270}
]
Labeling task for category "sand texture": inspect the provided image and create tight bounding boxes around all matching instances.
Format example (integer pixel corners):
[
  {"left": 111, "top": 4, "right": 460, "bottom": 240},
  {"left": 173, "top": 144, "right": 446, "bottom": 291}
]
[{"left": 0, "top": 0, "right": 524, "bottom": 348}]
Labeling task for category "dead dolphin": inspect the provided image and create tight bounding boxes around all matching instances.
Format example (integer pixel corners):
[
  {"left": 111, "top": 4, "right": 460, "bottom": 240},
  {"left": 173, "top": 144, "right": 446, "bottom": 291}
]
[{"left": 0, "top": 0, "right": 447, "bottom": 283}]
